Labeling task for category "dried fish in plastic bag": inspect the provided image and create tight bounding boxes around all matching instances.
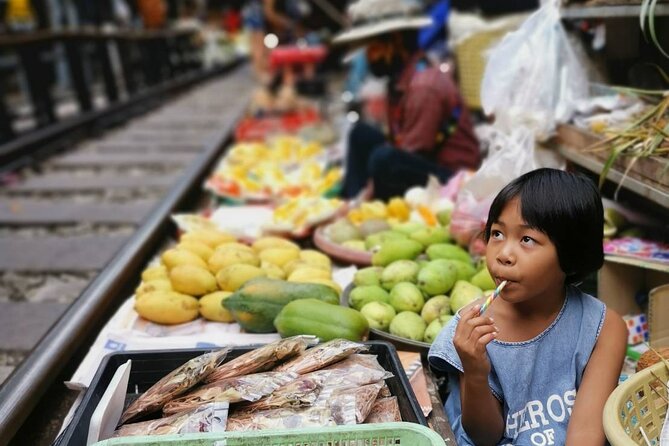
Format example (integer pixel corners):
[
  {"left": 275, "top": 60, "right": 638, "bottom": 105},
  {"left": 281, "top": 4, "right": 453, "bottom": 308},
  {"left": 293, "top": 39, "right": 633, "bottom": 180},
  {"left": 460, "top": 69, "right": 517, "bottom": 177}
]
[
  {"left": 364, "top": 396, "right": 402, "bottom": 423},
  {"left": 227, "top": 407, "right": 337, "bottom": 431},
  {"left": 237, "top": 371, "right": 330, "bottom": 412},
  {"left": 318, "top": 354, "right": 393, "bottom": 390},
  {"left": 205, "top": 336, "right": 316, "bottom": 383},
  {"left": 378, "top": 383, "right": 392, "bottom": 398},
  {"left": 120, "top": 348, "right": 230, "bottom": 424},
  {"left": 328, "top": 381, "right": 384, "bottom": 424},
  {"left": 163, "top": 372, "right": 298, "bottom": 416},
  {"left": 113, "top": 402, "right": 229, "bottom": 437},
  {"left": 274, "top": 339, "right": 368, "bottom": 374}
]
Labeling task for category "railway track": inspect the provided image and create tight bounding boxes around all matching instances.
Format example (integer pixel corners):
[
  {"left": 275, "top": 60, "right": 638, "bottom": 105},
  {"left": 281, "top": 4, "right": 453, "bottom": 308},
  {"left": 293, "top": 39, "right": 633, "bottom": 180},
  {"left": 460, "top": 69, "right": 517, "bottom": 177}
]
[{"left": 0, "top": 63, "right": 254, "bottom": 446}]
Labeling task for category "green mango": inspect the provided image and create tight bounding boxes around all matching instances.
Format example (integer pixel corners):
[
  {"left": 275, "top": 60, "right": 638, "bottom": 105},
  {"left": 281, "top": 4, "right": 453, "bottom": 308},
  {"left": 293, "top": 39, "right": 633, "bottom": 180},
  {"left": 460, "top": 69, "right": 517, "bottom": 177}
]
[
  {"left": 353, "top": 266, "right": 384, "bottom": 287},
  {"left": 365, "top": 230, "right": 408, "bottom": 250},
  {"left": 409, "top": 226, "right": 451, "bottom": 248},
  {"left": 380, "top": 260, "right": 420, "bottom": 290},
  {"left": 348, "top": 285, "right": 390, "bottom": 311},
  {"left": 417, "top": 261, "right": 457, "bottom": 296},
  {"left": 426, "top": 243, "right": 471, "bottom": 263},
  {"left": 371, "top": 239, "right": 423, "bottom": 267},
  {"left": 470, "top": 267, "right": 496, "bottom": 290}
]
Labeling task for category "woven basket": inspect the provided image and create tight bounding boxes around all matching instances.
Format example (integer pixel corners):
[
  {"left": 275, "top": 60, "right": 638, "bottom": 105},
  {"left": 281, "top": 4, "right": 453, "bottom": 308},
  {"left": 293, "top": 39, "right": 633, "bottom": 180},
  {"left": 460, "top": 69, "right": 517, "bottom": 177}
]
[
  {"left": 604, "top": 360, "right": 669, "bottom": 445},
  {"left": 454, "top": 28, "right": 510, "bottom": 110}
]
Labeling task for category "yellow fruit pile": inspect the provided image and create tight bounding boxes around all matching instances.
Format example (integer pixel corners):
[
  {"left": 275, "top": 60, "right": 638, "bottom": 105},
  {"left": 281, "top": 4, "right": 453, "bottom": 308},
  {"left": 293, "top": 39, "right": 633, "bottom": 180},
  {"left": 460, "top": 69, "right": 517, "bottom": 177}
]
[
  {"left": 347, "top": 198, "right": 410, "bottom": 225},
  {"left": 268, "top": 197, "right": 344, "bottom": 235},
  {"left": 134, "top": 231, "right": 339, "bottom": 325},
  {"left": 208, "top": 136, "right": 342, "bottom": 200}
]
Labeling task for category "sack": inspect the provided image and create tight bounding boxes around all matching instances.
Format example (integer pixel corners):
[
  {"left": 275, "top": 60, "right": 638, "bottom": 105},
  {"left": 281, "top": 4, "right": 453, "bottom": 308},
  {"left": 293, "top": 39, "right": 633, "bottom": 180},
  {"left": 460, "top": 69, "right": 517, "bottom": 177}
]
[{"left": 480, "top": 0, "right": 587, "bottom": 139}]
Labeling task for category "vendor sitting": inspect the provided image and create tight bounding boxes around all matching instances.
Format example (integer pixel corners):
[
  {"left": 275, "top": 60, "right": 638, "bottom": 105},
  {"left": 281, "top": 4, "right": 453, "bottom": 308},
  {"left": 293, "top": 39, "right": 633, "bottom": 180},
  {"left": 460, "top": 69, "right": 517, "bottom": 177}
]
[{"left": 333, "top": 0, "right": 481, "bottom": 200}]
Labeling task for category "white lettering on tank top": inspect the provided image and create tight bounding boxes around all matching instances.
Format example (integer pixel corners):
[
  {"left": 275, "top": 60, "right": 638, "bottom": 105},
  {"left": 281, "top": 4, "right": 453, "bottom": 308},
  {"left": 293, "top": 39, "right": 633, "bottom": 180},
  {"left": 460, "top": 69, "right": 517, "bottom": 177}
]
[{"left": 505, "top": 389, "right": 577, "bottom": 445}]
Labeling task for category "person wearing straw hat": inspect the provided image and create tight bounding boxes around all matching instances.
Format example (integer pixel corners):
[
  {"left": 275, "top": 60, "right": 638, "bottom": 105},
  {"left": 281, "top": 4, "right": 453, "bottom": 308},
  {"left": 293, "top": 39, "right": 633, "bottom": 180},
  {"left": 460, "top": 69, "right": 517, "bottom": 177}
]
[{"left": 334, "top": 0, "right": 481, "bottom": 200}]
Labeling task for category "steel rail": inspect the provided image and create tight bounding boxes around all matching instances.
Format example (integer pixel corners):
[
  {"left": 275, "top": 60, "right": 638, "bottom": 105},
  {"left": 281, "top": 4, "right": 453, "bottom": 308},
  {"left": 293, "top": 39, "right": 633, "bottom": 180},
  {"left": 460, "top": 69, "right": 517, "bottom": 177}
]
[
  {"left": 0, "top": 63, "right": 248, "bottom": 445},
  {"left": 0, "top": 58, "right": 243, "bottom": 173}
]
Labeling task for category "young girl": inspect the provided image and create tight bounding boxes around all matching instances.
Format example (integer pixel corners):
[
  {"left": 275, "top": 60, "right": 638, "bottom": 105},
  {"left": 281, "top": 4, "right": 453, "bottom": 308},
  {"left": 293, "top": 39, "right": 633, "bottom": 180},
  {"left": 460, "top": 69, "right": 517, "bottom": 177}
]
[{"left": 428, "top": 168, "right": 627, "bottom": 446}]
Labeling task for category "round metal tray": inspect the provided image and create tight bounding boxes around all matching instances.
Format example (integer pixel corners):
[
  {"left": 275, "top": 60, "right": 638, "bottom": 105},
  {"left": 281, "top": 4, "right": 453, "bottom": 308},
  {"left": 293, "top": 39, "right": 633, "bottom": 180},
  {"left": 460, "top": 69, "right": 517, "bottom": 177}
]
[{"left": 313, "top": 225, "right": 372, "bottom": 266}]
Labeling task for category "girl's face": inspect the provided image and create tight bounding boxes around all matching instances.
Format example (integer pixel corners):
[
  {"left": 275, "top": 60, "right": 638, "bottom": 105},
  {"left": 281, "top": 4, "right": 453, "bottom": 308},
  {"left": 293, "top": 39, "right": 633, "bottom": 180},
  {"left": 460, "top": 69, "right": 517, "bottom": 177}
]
[{"left": 486, "top": 198, "right": 566, "bottom": 305}]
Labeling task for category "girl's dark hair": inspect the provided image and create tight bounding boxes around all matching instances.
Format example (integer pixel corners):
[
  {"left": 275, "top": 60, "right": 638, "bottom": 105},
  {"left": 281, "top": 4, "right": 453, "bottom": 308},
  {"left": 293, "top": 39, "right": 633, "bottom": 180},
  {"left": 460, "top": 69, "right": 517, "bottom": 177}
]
[{"left": 483, "top": 168, "right": 604, "bottom": 284}]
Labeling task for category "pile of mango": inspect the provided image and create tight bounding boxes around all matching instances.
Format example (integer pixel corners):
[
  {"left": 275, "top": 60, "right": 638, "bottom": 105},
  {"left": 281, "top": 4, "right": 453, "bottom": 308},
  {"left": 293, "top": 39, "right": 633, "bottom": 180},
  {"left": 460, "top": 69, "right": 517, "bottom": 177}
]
[
  {"left": 134, "top": 230, "right": 341, "bottom": 325},
  {"left": 323, "top": 198, "right": 452, "bottom": 255},
  {"left": 348, "top": 242, "right": 496, "bottom": 345}
]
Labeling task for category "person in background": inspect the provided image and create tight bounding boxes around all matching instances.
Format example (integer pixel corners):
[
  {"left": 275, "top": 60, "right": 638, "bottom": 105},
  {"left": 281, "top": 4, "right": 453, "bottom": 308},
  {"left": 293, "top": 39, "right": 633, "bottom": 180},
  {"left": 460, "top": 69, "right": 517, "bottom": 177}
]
[
  {"left": 429, "top": 168, "right": 627, "bottom": 445},
  {"left": 333, "top": 0, "right": 480, "bottom": 201}
]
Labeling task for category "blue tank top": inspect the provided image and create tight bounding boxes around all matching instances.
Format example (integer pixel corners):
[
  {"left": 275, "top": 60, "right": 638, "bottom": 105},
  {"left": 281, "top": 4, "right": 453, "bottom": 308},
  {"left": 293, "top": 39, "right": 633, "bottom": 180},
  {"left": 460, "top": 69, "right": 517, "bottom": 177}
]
[{"left": 428, "top": 285, "right": 606, "bottom": 446}]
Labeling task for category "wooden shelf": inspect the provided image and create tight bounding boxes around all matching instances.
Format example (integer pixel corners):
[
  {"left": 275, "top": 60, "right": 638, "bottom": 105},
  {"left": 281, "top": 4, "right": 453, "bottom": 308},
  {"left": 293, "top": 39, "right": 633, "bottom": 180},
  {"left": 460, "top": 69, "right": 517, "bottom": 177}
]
[
  {"left": 556, "top": 125, "right": 669, "bottom": 210},
  {"left": 561, "top": 3, "right": 669, "bottom": 19}
]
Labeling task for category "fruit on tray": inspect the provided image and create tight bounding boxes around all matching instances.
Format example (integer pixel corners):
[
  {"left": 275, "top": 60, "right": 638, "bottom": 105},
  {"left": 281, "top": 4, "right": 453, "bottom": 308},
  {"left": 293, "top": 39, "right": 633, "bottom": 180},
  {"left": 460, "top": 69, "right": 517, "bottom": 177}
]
[
  {"left": 265, "top": 197, "right": 344, "bottom": 236},
  {"left": 205, "top": 136, "right": 342, "bottom": 201},
  {"left": 348, "top": 248, "right": 494, "bottom": 345},
  {"left": 223, "top": 278, "right": 340, "bottom": 333},
  {"left": 134, "top": 231, "right": 340, "bottom": 326},
  {"left": 274, "top": 298, "right": 369, "bottom": 342}
]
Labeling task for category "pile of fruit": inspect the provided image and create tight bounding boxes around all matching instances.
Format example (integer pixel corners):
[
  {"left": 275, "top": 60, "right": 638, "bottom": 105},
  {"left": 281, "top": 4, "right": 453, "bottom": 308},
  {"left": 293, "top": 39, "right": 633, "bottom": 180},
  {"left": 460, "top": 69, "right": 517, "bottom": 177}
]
[
  {"left": 134, "top": 230, "right": 343, "bottom": 326},
  {"left": 320, "top": 192, "right": 453, "bottom": 256},
  {"left": 347, "top": 243, "right": 496, "bottom": 345},
  {"left": 205, "top": 136, "right": 342, "bottom": 202},
  {"left": 265, "top": 196, "right": 344, "bottom": 237}
]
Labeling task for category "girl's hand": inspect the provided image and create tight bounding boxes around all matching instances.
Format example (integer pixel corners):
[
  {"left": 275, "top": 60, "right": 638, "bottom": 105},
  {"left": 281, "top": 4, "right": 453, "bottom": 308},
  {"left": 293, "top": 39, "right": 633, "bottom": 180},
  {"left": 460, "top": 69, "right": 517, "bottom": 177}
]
[{"left": 453, "top": 304, "right": 498, "bottom": 378}]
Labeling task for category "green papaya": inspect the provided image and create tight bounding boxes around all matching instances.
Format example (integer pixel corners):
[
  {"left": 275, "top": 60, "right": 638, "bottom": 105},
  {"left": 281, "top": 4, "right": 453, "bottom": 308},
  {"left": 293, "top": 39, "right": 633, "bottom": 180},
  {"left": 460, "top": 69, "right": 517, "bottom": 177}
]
[
  {"left": 223, "top": 278, "right": 339, "bottom": 333},
  {"left": 274, "top": 298, "right": 369, "bottom": 342}
]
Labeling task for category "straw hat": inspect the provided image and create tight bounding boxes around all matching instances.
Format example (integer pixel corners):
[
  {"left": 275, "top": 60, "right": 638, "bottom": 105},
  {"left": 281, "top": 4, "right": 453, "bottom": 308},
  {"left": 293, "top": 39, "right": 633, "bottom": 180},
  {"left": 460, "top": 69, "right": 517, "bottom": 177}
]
[{"left": 332, "top": 0, "right": 432, "bottom": 45}]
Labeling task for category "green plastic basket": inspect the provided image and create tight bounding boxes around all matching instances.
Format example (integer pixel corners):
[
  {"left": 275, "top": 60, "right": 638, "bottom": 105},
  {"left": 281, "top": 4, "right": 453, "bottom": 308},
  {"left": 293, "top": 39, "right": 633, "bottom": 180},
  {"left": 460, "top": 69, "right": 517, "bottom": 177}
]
[{"left": 93, "top": 422, "right": 447, "bottom": 446}]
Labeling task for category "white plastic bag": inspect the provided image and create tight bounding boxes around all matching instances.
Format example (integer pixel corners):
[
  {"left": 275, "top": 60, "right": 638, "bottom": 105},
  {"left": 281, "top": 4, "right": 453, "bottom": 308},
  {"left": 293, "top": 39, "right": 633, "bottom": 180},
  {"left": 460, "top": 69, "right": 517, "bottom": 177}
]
[{"left": 480, "top": 0, "right": 588, "bottom": 140}]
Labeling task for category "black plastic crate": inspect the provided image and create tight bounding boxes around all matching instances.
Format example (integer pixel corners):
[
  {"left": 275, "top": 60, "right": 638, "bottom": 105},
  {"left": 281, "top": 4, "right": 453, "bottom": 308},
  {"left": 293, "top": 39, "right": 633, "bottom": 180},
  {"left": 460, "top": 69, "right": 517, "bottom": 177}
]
[{"left": 55, "top": 341, "right": 427, "bottom": 446}]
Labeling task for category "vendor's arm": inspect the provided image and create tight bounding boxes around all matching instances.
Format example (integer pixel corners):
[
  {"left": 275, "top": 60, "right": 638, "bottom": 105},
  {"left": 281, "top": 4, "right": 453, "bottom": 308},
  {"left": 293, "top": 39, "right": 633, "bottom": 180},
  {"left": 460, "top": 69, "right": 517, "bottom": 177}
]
[
  {"left": 400, "top": 84, "right": 445, "bottom": 153},
  {"left": 455, "top": 304, "right": 505, "bottom": 445},
  {"left": 263, "top": 0, "right": 294, "bottom": 31},
  {"left": 566, "top": 309, "right": 626, "bottom": 445}
]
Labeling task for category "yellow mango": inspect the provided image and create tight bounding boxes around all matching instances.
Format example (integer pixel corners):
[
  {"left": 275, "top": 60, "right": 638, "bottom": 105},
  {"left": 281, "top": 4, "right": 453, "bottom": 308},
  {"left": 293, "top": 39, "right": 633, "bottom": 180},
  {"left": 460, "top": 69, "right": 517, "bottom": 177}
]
[
  {"left": 208, "top": 249, "right": 259, "bottom": 274},
  {"left": 259, "top": 248, "right": 300, "bottom": 268},
  {"left": 180, "top": 229, "right": 236, "bottom": 248},
  {"left": 252, "top": 236, "right": 300, "bottom": 253},
  {"left": 199, "top": 291, "right": 235, "bottom": 322},
  {"left": 161, "top": 248, "right": 207, "bottom": 270},
  {"left": 287, "top": 267, "right": 331, "bottom": 282},
  {"left": 134, "top": 291, "right": 199, "bottom": 325},
  {"left": 177, "top": 241, "right": 214, "bottom": 261},
  {"left": 216, "top": 264, "right": 266, "bottom": 292},
  {"left": 299, "top": 250, "right": 332, "bottom": 270},
  {"left": 261, "top": 261, "right": 286, "bottom": 280},
  {"left": 135, "top": 279, "right": 172, "bottom": 297},
  {"left": 141, "top": 265, "right": 168, "bottom": 281},
  {"left": 213, "top": 242, "right": 255, "bottom": 255},
  {"left": 169, "top": 264, "right": 217, "bottom": 296}
]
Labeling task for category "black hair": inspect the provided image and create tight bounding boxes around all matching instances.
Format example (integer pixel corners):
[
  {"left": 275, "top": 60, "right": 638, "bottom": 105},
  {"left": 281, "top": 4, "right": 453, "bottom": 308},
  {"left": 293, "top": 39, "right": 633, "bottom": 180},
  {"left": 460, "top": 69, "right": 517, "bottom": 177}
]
[{"left": 483, "top": 168, "right": 604, "bottom": 284}]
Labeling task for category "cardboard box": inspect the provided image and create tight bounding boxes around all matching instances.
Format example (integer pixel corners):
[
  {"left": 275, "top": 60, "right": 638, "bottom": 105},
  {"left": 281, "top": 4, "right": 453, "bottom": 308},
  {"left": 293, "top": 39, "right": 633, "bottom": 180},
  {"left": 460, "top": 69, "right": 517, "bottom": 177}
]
[
  {"left": 649, "top": 284, "right": 669, "bottom": 348},
  {"left": 598, "top": 257, "right": 669, "bottom": 347}
]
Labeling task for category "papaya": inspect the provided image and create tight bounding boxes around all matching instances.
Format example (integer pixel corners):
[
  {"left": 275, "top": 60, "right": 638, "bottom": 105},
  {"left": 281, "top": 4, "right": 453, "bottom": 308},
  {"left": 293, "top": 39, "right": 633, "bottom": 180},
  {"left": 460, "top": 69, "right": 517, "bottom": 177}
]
[
  {"left": 223, "top": 278, "right": 339, "bottom": 333},
  {"left": 274, "top": 298, "right": 369, "bottom": 342}
]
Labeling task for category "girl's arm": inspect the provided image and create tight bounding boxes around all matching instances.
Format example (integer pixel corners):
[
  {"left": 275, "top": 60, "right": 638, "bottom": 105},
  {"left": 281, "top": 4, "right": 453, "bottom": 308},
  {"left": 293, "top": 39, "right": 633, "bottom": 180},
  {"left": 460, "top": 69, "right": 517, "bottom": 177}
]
[
  {"left": 455, "top": 304, "right": 505, "bottom": 445},
  {"left": 566, "top": 309, "right": 627, "bottom": 445}
]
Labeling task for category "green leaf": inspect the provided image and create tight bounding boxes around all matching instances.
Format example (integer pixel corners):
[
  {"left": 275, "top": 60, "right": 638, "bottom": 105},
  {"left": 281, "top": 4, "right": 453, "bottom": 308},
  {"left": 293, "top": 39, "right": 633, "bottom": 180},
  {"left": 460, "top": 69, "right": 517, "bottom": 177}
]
[
  {"left": 640, "top": 0, "right": 651, "bottom": 34},
  {"left": 648, "top": 0, "right": 669, "bottom": 58}
]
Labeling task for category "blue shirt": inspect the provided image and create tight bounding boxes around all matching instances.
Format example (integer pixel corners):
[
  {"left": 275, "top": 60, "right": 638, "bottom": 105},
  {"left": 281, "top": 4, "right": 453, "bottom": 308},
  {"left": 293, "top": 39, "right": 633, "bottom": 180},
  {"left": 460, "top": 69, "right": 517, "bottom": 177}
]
[{"left": 428, "top": 285, "right": 606, "bottom": 446}]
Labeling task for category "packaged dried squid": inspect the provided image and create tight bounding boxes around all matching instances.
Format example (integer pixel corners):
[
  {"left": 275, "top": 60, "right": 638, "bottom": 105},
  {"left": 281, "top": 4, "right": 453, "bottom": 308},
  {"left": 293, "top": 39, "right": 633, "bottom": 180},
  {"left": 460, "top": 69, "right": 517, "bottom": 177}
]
[
  {"left": 227, "top": 407, "right": 337, "bottom": 431},
  {"left": 317, "top": 354, "right": 393, "bottom": 390},
  {"left": 327, "top": 381, "right": 384, "bottom": 424},
  {"left": 364, "top": 396, "right": 402, "bottom": 423},
  {"left": 113, "top": 402, "right": 229, "bottom": 437},
  {"left": 237, "top": 371, "right": 329, "bottom": 412},
  {"left": 205, "top": 336, "right": 316, "bottom": 383},
  {"left": 120, "top": 348, "right": 230, "bottom": 424},
  {"left": 274, "top": 339, "right": 368, "bottom": 375},
  {"left": 163, "top": 371, "right": 298, "bottom": 416}
]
